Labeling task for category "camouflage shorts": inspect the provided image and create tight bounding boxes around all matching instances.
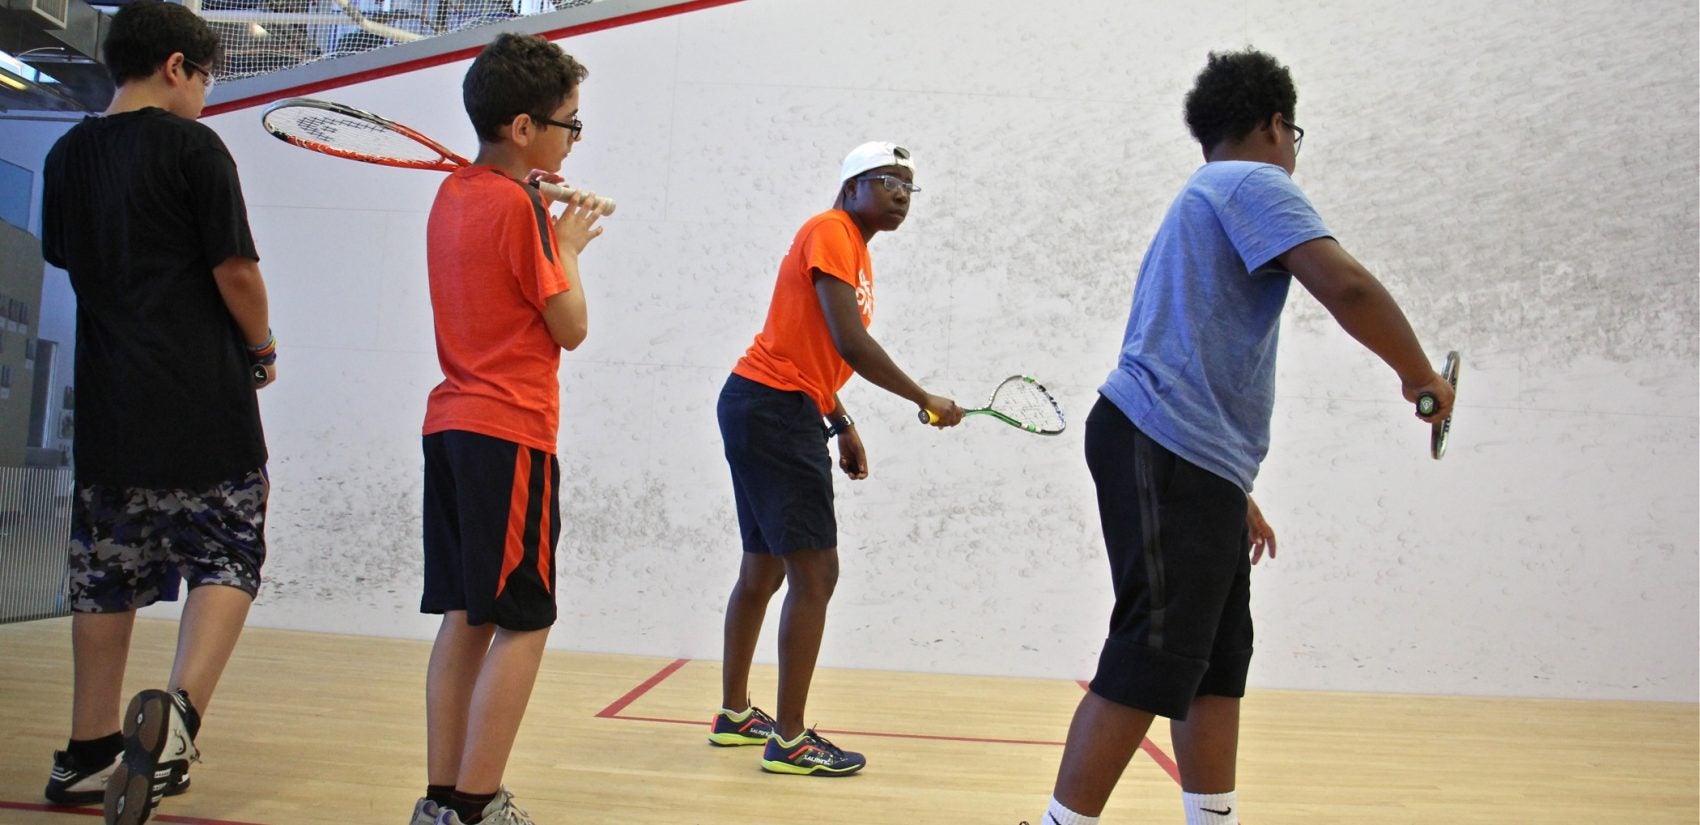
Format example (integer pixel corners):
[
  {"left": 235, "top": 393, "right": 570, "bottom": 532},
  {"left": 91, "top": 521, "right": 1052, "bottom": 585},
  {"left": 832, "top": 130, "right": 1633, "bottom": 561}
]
[{"left": 66, "top": 468, "right": 269, "bottom": 613}]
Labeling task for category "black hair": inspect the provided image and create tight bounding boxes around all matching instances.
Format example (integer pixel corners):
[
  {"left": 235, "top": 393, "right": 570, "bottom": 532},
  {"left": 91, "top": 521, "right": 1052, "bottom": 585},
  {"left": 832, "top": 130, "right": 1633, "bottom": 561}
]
[
  {"left": 462, "top": 33, "right": 588, "bottom": 143},
  {"left": 103, "top": 0, "right": 221, "bottom": 86},
  {"left": 1183, "top": 48, "right": 1297, "bottom": 150}
]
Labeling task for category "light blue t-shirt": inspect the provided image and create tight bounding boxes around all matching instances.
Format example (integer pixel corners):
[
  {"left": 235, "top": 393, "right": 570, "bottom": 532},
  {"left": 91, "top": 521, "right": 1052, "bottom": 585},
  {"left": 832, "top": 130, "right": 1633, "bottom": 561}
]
[{"left": 1099, "top": 161, "right": 1332, "bottom": 491}]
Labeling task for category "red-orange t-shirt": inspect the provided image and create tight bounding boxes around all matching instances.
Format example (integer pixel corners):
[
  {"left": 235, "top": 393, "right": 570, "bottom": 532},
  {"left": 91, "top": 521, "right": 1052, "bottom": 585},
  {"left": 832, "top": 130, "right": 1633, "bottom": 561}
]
[
  {"left": 422, "top": 166, "right": 571, "bottom": 453},
  {"left": 733, "top": 209, "right": 873, "bottom": 415}
]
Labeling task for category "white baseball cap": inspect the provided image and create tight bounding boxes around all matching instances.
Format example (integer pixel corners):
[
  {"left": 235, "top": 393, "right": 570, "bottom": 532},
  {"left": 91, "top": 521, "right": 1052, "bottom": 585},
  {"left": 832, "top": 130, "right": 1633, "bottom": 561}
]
[{"left": 839, "top": 141, "right": 915, "bottom": 184}]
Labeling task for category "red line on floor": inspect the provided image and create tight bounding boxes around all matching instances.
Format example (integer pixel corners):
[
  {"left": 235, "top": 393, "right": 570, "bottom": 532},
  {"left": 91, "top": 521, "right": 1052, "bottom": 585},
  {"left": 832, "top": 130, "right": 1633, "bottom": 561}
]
[
  {"left": 0, "top": 801, "right": 270, "bottom": 824},
  {"left": 593, "top": 657, "right": 691, "bottom": 718},
  {"left": 1076, "top": 679, "right": 1183, "bottom": 783},
  {"left": 593, "top": 660, "right": 1190, "bottom": 772}
]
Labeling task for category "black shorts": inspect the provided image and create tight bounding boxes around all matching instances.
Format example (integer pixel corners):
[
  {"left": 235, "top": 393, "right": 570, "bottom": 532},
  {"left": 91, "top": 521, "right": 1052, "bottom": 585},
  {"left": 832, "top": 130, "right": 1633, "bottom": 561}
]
[
  {"left": 421, "top": 430, "right": 560, "bottom": 631},
  {"left": 717, "top": 373, "right": 836, "bottom": 555},
  {"left": 1085, "top": 396, "right": 1253, "bottom": 720}
]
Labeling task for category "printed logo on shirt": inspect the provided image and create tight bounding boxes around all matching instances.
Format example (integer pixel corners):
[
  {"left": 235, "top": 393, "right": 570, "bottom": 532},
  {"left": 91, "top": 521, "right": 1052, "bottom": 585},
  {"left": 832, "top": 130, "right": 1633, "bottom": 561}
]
[{"left": 855, "top": 266, "right": 874, "bottom": 319}]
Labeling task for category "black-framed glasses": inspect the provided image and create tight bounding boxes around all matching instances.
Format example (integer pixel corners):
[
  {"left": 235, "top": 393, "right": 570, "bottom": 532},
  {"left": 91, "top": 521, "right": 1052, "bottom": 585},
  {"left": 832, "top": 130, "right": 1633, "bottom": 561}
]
[
  {"left": 859, "top": 174, "right": 920, "bottom": 194},
  {"left": 1286, "top": 120, "right": 1304, "bottom": 155},
  {"left": 184, "top": 58, "right": 216, "bottom": 90},
  {"left": 535, "top": 115, "right": 583, "bottom": 139}
]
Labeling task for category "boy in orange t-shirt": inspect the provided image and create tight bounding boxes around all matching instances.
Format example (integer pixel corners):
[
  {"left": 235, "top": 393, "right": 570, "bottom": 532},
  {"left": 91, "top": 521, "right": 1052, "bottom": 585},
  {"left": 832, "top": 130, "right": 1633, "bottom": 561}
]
[
  {"left": 412, "top": 33, "right": 605, "bottom": 825},
  {"left": 707, "top": 142, "right": 965, "bottom": 775}
]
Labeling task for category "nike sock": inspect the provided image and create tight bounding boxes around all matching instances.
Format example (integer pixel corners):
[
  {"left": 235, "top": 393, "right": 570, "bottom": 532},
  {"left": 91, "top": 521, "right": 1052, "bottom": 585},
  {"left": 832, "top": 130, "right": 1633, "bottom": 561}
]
[
  {"left": 425, "top": 784, "right": 455, "bottom": 807},
  {"left": 1041, "top": 796, "right": 1100, "bottom": 825},
  {"left": 450, "top": 789, "right": 496, "bottom": 823},
  {"left": 1182, "top": 790, "right": 1238, "bottom": 825},
  {"left": 66, "top": 733, "right": 123, "bottom": 769}
]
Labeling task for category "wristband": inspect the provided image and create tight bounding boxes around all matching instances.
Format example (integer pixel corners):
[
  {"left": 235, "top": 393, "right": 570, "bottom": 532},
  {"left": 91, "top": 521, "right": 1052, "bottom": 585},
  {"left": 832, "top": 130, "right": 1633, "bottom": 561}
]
[{"left": 824, "top": 414, "right": 855, "bottom": 438}]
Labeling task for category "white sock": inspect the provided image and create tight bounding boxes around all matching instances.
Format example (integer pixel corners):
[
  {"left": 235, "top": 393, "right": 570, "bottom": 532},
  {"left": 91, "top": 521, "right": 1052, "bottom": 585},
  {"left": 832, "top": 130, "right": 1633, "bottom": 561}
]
[
  {"left": 1040, "top": 797, "right": 1099, "bottom": 825},
  {"left": 1182, "top": 790, "right": 1238, "bottom": 825}
]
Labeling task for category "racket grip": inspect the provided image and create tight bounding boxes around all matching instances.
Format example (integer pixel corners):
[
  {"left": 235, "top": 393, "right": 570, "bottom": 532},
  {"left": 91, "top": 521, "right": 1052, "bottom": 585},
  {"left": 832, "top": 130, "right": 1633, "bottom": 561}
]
[
  {"left": 1416, "top": 393, "right": 1437, "bottom": 416},
  {"left": 917, "top": 408, "right": 939, "bottom": 425},
  {"left": 251, "top": 363, "right": 269, "bottom": 385},
  {"left": 537, "top": 181, "right": 616, "bottom": 216}
]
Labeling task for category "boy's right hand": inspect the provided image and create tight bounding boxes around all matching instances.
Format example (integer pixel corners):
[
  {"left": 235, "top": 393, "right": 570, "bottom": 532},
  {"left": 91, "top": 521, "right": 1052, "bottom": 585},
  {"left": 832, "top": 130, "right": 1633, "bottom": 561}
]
[
  {"left": 1402, "top": 369, "right": 1455, "bottom": 423},
  {"left": 552, "top": 192, "right": 605, "bottom": 256},
  {"left": 920, "top": 394, "right": 964, "bottom": 427}
]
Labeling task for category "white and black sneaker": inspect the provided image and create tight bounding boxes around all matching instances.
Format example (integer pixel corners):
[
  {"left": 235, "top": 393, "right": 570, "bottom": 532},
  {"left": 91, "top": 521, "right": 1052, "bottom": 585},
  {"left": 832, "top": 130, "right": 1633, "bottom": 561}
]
[
  {"left": 45, "top": 750, "right": 188, "bottom": 806},
  {"left": 104, "top": 690, "right": 200, "bottom": 825}
]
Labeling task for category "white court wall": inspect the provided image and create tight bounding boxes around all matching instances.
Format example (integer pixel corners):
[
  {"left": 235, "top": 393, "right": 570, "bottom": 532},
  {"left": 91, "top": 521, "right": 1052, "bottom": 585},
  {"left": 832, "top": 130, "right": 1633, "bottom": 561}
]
[{"left": 191, "top": 0, "right": 1697, "bottom": 700}]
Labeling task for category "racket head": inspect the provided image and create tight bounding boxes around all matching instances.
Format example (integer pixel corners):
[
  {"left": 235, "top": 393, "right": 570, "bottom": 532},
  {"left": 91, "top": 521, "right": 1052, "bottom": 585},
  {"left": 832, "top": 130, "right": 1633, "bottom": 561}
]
[
  {"left": 975, "top": 375, "right": 1066, "bottom": 435},
  {"left": 1431, "top": 350, "right": 1461, "bottom": 459},
  {"left": 261, "top": 98, "right": 469, "bottom": 171}
]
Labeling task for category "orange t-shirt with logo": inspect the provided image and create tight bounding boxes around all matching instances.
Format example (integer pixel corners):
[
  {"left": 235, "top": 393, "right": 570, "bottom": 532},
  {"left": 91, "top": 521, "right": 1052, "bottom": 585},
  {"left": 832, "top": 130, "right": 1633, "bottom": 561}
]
[
  {"left": 733, "top": 209, "right": 873, "bottom": 415},
  {"left": 422, "top": 166, "right": 571, "bottom": 453}
]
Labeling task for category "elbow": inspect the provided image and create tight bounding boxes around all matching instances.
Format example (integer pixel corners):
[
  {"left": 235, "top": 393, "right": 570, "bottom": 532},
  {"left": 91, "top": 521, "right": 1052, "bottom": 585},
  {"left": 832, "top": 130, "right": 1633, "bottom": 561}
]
[
  {"left": 834, "top": 337, "right": 868, "bottom": 370},
  {"left": 557, "top": 326, "right": 587, "bottom": 351}
]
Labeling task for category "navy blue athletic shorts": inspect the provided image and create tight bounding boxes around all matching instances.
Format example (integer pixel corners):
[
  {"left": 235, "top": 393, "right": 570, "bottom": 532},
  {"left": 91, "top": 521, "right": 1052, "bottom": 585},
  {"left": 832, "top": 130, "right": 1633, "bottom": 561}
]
[
  {"left": 717, "top": 373, "right": 836, "bottom": 555},
  {"left": 1084, "top": 395, "right": 1253, "bottom": 720},
  {"left": 421, "top": 430, "right": 560, "bottom": 631}
]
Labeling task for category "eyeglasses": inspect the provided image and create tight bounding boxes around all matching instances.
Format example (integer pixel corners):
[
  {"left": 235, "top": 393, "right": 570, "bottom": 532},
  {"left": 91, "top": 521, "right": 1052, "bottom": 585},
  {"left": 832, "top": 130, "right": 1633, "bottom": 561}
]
[
  {"left": 184, "top": 59, "right": 216, "bottom": 90},
  {"left": 535, "top": 115, "right": 583, "bottom": 139},
  {"left": 859, "top": 174, "right": 920, "bottom": 194},
  {"left": 1286, "top": 120, "right": 1304, "bottom": 155}
]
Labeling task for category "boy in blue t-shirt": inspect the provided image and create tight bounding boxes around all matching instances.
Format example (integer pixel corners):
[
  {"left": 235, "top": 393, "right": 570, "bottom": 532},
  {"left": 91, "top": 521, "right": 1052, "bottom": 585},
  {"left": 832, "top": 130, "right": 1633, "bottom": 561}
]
[{"left": 1036, "top": 49, "right": 1455, "bottom": 825}]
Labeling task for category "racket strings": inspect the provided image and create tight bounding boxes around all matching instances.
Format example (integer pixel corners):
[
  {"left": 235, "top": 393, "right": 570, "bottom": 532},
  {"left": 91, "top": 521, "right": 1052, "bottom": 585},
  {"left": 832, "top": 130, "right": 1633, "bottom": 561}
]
[
  {"left": 986, "top": 378, "right": 1065, "bottom": 433},
  {"left": 266, "top": 107, "right": 444, "bottom": 163}
]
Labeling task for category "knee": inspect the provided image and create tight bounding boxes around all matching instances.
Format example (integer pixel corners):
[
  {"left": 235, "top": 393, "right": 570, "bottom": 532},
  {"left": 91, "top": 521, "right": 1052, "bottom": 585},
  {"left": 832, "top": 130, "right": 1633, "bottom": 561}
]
[
  {"left": 735, "top": 565, "right": 785, "bottom": 600},
  {"left": 784, "top": 555, "right": 838, "bottom": 600}
]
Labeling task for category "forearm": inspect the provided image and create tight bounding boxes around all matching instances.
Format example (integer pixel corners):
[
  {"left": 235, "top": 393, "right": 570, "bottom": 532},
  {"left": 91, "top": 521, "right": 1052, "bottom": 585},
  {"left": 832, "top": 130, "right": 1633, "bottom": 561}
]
[
  {"left": 211, "top": 257, "right": 270, "bottom": 346},
  {"left": 1315, "top": 277, "right": 1430, "bottom": 383},
  {"left": 543, "top": 258, "right": 588, "bottom": 350},
  {"left": 839, "top": 333, "right": 928, "bottom": 407},
  {"left": 1286, "top": 240, "right": 1431, "bottom": 384}
]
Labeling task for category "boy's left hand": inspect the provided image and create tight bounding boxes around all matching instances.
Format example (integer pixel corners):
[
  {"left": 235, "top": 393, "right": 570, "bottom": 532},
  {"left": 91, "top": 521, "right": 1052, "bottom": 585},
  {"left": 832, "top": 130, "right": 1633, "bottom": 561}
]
[
  {"left": 1248, "top": 495, "right": 1276, "bottom": 564},
  {"left": 837, "top": 429, "right": 868, "bottom": 480}
]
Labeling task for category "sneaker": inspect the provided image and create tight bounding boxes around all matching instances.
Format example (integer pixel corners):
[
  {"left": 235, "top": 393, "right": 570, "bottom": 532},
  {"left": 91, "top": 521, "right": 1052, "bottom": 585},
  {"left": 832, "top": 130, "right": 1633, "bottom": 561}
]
[
  {"left": 760, "top": 728, "right": 866, "bottom": 776},
  {"left": 707, "top": 706, "right": 778, "bottom": 746},
  {"left": 45, "top": 751, "right": 188, "bottom": 806},
  {"left": 410, "top": 797, "right": 441, "bottom": 825},
  {"left": 432, "top": 787, "right": 535, "bottom": 825},
  {"left": 104, "top": 689, "right": 200, "bottom": 825}
]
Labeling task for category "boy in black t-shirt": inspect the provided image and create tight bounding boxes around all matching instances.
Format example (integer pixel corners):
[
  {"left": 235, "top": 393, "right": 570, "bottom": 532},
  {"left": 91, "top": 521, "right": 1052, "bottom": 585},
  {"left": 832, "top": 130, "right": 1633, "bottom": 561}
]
[{"left": 38, "top": 3, "right": 276, "bottom": 824}]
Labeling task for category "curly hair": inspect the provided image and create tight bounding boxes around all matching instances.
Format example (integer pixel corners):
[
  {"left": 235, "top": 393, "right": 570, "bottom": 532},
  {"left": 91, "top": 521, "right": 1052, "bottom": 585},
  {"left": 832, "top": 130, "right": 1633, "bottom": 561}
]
[
  {"left": 1183, "top": 49, "right": 1297, "bottom": 150},
  {"left": 462, "top": 33, "right": 588, "bottom": 143},
  {"left": 103, "top": 0, "right": 221, "bottom": 86}
]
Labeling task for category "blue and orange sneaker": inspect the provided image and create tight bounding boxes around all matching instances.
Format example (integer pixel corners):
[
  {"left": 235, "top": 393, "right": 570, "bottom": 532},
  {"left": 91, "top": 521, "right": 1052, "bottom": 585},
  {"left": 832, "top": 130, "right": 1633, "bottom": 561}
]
[
  {"left": 760, "top": 728, "right": 865, "bottom": 776},
  {"left": 707, "top": 706, "right": 778, "bottom": 746}
]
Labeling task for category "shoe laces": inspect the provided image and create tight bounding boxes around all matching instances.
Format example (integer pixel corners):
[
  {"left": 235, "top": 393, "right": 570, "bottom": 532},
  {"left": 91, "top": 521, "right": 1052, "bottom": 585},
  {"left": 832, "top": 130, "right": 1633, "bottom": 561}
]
[
  {"left": 484, "top": 787, "right": 535, "bottom": 825},
  {"left": 747, "top": 706, "right": 778, "bottom": 727},
  {"left": 802, "top": 727, "right": 846, "bottom": 756}
]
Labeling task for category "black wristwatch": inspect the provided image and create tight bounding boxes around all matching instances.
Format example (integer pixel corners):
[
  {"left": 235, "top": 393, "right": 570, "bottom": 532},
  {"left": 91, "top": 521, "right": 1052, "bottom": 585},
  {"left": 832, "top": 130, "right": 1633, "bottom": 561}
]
[{"left": 824, "top": 414, "right": 855, "bottom": 437}]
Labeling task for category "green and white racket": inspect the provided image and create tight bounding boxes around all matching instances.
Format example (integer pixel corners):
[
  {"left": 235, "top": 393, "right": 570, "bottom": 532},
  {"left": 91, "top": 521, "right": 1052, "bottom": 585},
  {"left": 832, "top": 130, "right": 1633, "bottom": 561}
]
[{"left": 919, "top": 375, "right": 1066, "bottom": 435}]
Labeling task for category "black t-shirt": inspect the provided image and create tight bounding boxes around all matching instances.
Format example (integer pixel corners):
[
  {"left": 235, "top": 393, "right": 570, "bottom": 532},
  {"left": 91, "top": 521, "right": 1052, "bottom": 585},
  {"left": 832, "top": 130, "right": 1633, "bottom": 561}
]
[{"left": 42, "top": 107, "right": 267, "bottom": 489}]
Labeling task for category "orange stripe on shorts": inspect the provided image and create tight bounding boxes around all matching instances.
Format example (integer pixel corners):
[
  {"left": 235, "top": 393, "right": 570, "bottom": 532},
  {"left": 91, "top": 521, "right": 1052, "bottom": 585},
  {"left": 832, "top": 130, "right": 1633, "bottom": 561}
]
[{"left": 495, "top": 448, "right": 530, "bottom": 598}]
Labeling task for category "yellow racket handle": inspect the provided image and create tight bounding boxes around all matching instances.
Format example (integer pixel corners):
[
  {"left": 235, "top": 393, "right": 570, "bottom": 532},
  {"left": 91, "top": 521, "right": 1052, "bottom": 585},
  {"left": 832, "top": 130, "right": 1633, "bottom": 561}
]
[{"left": 917, "top": 408, "right": 940, "bottom": 425}]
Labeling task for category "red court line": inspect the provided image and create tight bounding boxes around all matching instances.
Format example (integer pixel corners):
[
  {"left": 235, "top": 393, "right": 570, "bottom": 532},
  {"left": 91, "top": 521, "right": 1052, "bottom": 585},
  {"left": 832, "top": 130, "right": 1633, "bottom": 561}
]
[
  {"left": 594, "top": 657, "right": 691, "bottom": 718},
  {"left": 1078, "top": 679, "right": 1181, "bottom": 784},
  {"left": 595, "top": 659, "right": 1185, "bottom": 773},
  {"left": 0, "top": 801, "right": 269, "bottom": 824},
  {"left": 203, "top": 0, "right": 748, "bottom": 116}
]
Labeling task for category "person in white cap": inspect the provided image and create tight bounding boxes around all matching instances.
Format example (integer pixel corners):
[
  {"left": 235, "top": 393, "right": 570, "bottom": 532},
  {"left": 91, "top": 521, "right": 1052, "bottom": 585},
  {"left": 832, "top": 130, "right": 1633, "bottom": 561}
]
[{"left": 706, "top": 141, "right": 964, "bottom": 776}]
